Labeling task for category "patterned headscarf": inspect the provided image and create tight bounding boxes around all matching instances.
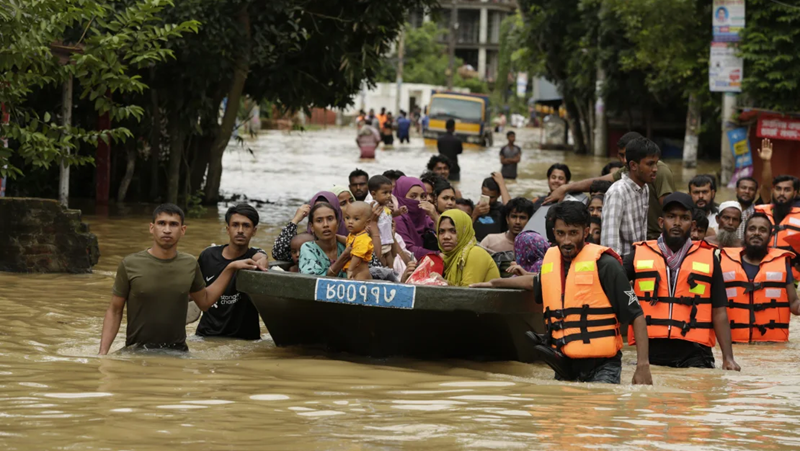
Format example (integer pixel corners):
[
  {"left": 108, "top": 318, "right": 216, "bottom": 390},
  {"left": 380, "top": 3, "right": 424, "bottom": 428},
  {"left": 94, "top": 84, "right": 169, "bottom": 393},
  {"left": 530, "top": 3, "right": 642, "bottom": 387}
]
[
  {"left": 514, "top": 230, "right": 550, "bottom": 273},
  {"left": 437, "top": 209, "right": 477, "bottom": 286},
  {"left": 331, "top": 185, "right": 355, "bottom": 203}
]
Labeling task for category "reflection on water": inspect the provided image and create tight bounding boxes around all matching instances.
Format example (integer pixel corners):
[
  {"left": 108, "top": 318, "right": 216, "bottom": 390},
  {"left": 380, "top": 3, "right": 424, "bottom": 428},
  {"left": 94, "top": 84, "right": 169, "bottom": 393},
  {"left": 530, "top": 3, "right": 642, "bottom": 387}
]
[{"left": 0, "top": 128, "right": 793, "bottom": 450}]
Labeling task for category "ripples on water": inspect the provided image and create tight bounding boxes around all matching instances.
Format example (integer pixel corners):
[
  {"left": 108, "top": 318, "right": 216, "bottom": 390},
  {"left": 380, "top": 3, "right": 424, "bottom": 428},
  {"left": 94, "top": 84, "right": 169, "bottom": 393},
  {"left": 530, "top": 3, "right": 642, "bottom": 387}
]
[{"left": 0, "top": 128, "right": 797, "bottom": 450}]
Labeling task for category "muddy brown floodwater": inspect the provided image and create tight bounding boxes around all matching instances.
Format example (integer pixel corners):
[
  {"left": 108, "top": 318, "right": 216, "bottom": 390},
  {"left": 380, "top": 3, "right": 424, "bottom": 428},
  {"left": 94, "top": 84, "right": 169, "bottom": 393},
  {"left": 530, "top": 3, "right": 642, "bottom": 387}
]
[{"left": 2, "top": 128, "right": 799, "bottom": 450}]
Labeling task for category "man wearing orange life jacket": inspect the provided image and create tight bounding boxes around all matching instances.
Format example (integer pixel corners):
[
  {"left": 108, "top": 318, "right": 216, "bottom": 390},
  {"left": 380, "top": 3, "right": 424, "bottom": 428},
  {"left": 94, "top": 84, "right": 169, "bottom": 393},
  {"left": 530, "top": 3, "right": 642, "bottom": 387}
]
[
  {"left": 754, "top": 174, "right": 800, "bottom": 279},
  {"left": 624, "top": 192, "right": 740, "bottom": 370},
  {"left": 720, "top": 213, "right": 800, "bottom": 343},
  {"left": 472, "top": 202, "right": 653, "bottom": 385}
]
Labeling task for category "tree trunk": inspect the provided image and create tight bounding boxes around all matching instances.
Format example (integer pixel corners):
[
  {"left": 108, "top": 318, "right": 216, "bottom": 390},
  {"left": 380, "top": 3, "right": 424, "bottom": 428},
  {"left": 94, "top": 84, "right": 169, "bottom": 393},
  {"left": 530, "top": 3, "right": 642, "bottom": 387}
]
[
  {"left": 167, "top": 114, "right": 184, "bottom": 205},
  {"left": 575, "top": 99, "right": 592, "bottom": 155},
  {"left": 566, "top": 99, "right": 587, "bottom": 155},
  {"left": 149, "top": 73, "right": 161, "bottom": 202},
  {"left": 117, "top": 146, "right": 136, "bottom": 202},
  {"left": 204, "top": 6, "right": 251, "bottom": 204},
  {"left": 682, "top": 93, "right": 700, "bottom": 169}
]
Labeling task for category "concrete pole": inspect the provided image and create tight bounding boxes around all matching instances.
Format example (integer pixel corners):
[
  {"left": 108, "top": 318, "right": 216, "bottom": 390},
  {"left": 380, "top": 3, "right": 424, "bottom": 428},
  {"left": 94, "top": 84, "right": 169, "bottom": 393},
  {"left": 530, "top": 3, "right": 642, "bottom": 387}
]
[
  {"left": 395, "top": 27, "right": 404, "bottom": 116},
  {"left": 682, "top": 93, "right": 700, "bottom": 168},
  {"left": 59, "top": 75, "right": 73, "bottom": 207},
  {"left": 447, "top": 0, "right": 458, "bottom": 90},
  {"left": 720, "top": 92, "right": 737, "bottom": 185},
  {"left": 478, "top": 7, "right": 488, "bottom": 79},
  {"left": 593, "top": 67, "right": 607, "bottom": 157}
]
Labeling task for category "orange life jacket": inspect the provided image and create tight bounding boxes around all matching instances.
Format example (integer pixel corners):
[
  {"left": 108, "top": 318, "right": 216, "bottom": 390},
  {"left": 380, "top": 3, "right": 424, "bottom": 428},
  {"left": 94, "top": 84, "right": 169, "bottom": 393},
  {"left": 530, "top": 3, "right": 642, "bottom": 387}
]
[
  {"left": 720, "top": 247, "right": 794, "bottom": 343},
  {"left": 540, "top": 243, "right": 622, "bottom": 359},
  {"left": 755, "top": 204, "right": 800, "bottom": 280},
  {"left": 629, "top": 240, "right": 716, "bottom": 347}
]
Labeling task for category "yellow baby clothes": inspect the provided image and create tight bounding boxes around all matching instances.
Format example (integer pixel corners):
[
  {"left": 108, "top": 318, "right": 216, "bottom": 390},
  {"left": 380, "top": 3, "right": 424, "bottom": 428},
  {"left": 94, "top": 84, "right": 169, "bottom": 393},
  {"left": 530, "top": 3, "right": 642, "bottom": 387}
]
[{"left": 344, "top": 231, "right": 374, "bottom": 269}]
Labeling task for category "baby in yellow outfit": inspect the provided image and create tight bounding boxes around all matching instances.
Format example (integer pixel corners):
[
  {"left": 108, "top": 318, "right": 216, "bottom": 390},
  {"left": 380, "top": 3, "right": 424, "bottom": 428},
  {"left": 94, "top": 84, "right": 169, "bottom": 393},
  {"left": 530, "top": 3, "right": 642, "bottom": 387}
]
[{"left": 343, "top": 201, "right": 374, "bottom": 280}]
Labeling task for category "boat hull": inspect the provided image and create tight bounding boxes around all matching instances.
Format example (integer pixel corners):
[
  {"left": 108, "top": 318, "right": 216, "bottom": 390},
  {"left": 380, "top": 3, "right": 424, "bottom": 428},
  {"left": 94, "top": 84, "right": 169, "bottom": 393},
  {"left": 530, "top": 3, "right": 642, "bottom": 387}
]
[{"left": 237, "top": 270, "right": 545, "bottom": 362}]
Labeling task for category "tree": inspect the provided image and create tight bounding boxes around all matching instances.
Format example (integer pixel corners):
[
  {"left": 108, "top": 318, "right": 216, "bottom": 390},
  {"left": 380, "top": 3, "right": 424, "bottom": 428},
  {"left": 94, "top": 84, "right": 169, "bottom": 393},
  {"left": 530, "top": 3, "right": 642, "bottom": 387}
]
[
  {"left": 152, "top": 0, "right": 438, "bottom": 204},
  {"left": 0, "top": 0, "right": 197, "bottom": 179},
  {"left": 740, "top": 0, "right": 800, "bottom": 112},
  {"left": 609, "top": 0, "right": 711, "bottom": 167},
  {"left": 378, "top": 21, "right": 489, "bottom": 93}
]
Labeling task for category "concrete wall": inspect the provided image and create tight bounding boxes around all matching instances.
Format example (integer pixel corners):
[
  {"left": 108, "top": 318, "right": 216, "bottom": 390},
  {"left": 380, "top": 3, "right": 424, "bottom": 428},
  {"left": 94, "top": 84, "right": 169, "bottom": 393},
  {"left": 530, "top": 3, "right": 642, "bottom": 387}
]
[
  {"left": 345, "top": 83, "right": 470, "bottom": 117},
  {"left": 0, "top": 198, "right": 99, "bottom": 273}
]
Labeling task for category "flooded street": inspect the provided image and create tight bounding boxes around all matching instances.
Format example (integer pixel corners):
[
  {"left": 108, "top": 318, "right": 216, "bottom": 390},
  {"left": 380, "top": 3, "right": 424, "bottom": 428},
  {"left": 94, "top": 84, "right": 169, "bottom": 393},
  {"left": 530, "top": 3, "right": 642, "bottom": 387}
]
[{"left": 3, "top": 128, "right": 800, "bottom": 450}]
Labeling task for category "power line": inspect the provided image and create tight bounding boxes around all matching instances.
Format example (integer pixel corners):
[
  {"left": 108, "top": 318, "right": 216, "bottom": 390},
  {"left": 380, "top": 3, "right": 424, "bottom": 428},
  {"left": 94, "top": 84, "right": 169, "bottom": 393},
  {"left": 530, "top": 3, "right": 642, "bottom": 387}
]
[{"left": 768, "top": 0, "right": 800, "bottom": 10}]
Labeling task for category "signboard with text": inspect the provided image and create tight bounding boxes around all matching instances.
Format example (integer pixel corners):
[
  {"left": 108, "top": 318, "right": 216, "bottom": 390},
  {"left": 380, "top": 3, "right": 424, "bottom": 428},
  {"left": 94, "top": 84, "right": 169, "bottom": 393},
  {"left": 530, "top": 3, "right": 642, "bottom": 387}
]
[
  {"left": 727, "top": 127, "right": 753, "bottom": 188},
  {"left": 713, "top": 0, "right": 745, "bottom": 42},
  {"left": 709, "top": 42, "right": 742, "bottom": 92},
  {"left": 757, "top": 115, "right": 800, "bottom": 142}
]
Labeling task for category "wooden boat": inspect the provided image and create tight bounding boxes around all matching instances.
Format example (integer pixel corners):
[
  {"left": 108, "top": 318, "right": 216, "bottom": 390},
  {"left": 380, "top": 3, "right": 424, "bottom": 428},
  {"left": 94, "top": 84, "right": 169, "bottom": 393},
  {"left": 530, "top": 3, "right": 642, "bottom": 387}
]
[{"left": 237, "top": 269, "right": 545, "bottom": 362}]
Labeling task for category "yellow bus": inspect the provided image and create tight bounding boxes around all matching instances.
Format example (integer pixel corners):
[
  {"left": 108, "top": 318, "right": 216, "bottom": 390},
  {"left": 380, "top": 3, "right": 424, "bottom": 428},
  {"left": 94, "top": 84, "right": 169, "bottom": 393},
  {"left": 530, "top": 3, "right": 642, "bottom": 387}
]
[{"left": 423, "top": 91, "right": 493, "bottom": 147}]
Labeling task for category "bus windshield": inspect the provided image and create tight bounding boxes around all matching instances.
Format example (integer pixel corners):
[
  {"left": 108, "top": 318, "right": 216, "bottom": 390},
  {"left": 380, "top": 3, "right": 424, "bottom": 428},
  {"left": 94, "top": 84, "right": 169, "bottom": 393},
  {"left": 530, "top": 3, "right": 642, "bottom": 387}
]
[{"left": 429, "top": 97, "right": 483, "bottom": 122}]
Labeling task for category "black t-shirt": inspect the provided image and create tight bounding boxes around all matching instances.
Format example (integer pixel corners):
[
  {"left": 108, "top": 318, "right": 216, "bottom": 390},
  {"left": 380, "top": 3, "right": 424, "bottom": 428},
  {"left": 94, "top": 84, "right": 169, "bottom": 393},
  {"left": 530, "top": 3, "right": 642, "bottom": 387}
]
[
  {"left": 534, "top": 253, "right": 643, "bottom": 375},
  {"left": 437, "top": 133, "right": 462, "bottom": 174},
  {"left": 741, "top": 260, "right": 794, "bottom": 284},
  {"left": 195, "top": 245, "right": 265, "bottom": 340},
  {"left": 623, "top": 251, "right": 727, "bottom": 365},
  {"left": 473, "top": 201, "right": 507, "bottom": 242}
]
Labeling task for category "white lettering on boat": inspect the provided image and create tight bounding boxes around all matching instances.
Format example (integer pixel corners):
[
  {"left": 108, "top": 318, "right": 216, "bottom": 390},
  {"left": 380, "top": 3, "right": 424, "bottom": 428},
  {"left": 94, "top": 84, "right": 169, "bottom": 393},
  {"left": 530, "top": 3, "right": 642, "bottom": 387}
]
[{"left": 314, "top": 279, "right": 416, "bottom": 309}]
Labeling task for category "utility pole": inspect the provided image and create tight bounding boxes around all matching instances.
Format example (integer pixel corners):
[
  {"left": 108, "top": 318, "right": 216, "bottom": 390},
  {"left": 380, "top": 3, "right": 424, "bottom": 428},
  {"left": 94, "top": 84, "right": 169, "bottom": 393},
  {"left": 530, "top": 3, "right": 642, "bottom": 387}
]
[
  {"left": 59, "top": 75, "right": 73, "bottom": 207},
  {"left": 592, "top": 2, "right": 607, "bottom": 157},
  {"left": 395, "top": 27, "right": 404, "bottom": 116},
  {"left": 720, "top": 93, "right": 737, "bottom": 184},
  {"left": 447, "top": 0, "right": 458, "bottom": 90}
]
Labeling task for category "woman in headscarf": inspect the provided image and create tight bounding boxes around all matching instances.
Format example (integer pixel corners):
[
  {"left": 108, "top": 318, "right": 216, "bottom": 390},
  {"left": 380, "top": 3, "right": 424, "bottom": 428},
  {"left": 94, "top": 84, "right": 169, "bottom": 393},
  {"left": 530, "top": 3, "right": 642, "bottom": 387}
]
[
  {"left": 331, "top": 185, "right": 355, "bottom": 210},
  {"left": 437, "top": 209, "right": 500, "bottom": 286},
  {"left": 394, "top": 176, "right": 438, "bottom": 261},
  {"left": 507, "top": 230, "right": 550, "bottom": 276},
  {"left": 272, "top": 191, "right": 349, "bottom": 262}
]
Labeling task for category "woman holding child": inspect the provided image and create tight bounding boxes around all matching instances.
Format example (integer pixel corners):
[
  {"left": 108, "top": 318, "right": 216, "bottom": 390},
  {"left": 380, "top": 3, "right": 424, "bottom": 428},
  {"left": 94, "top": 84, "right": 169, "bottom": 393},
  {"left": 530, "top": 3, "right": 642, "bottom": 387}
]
[
  {"left": 272, "top": 191, "right": 348, "bottom": 262},
  {"left": 299, "top": 203, "right": 352, "bottom": 277}
]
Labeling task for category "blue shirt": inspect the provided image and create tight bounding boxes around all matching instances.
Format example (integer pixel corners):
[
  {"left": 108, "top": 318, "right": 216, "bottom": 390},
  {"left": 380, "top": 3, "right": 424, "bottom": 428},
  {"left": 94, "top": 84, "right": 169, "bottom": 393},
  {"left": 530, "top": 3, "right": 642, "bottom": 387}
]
[{"left": 397, "top": 117, "right": 411, "bottom": 136}]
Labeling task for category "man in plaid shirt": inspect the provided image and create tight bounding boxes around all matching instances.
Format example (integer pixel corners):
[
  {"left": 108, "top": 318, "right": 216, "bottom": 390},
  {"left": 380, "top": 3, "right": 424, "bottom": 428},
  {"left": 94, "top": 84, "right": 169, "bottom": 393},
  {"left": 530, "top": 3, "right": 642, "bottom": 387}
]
[{"left": 601, "top": 138, "right": 661, "bottom": 258}]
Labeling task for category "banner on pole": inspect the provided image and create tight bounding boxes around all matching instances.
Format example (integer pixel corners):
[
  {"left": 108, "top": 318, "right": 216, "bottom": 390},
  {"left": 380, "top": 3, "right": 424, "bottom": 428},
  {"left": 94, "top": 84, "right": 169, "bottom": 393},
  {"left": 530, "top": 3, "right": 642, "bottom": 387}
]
[
  {"left": 713, "top": 0, "right": 745, "bottom": 42},
  {"left": 709, "top": 42, "right": 742, "bottom": 92},
  {"left": 726, "top": 127, "right": 753, "bottom": 188},
  {"left": 516, "top": 72, "right": 528, "bottom": 98}
]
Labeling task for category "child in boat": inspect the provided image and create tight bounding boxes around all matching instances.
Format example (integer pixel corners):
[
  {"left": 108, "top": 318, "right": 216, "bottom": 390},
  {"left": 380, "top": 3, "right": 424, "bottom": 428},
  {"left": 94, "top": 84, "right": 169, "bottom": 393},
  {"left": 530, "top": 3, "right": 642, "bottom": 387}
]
[
  {"left": 368, "top": 175, "right": 399, "bottom": 267},
  {"left": 289, "top": 233, "right": 315, "bottom": 272},
  {"left": 342, "top": 201, "right": 373, "bottom": 280}
]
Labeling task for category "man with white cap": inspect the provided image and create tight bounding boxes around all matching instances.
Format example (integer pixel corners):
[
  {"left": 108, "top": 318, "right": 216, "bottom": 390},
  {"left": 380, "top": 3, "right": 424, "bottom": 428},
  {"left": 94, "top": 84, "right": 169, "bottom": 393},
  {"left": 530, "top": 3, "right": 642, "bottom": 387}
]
[{"left": 706, "top": 201, "right": 743, "bottom": 248}]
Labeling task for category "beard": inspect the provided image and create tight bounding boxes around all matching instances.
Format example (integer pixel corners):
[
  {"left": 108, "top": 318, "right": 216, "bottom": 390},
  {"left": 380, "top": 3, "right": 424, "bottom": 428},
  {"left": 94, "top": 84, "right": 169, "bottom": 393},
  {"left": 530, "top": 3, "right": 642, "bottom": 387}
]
[
  {"left": 736, "top": 195, "right": 753, "bottom": 208},
  {"left": 773, "top": 196, "right": 793, "bottom": 224},
  {"left": 662, "top": 228, "right": 691, "bottom": 251},
  {"left": 717, "top": 229, "right": 740, "bottom": 247},
  {"left": 744, "top": 240, "right": 769, "bottom": 261}
]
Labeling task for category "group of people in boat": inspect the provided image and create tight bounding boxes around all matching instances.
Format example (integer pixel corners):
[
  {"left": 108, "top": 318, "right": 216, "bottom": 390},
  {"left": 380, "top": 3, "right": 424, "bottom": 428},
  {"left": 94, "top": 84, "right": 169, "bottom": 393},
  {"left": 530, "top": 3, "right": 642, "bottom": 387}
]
[{"left": 98, "top": 128, "right": 800, "bottom": 388}]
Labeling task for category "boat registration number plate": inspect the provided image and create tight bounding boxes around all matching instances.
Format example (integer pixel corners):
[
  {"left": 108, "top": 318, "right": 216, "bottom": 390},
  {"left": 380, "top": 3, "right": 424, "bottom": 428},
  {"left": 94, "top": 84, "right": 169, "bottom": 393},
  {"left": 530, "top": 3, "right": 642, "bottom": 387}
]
[{"left": 314, "top": 279, "right": 416, "bottom": 309}]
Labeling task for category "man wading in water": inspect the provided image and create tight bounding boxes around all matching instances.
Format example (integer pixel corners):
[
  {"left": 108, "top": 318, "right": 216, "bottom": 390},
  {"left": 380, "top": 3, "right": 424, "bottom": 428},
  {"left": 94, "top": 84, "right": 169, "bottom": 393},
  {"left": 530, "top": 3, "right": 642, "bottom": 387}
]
[
  {"left": 195, "top": 204, "right": 269, "bottom": 340},
  {"left": 99, "top": 204, "right": 259, "bottom": 354}
]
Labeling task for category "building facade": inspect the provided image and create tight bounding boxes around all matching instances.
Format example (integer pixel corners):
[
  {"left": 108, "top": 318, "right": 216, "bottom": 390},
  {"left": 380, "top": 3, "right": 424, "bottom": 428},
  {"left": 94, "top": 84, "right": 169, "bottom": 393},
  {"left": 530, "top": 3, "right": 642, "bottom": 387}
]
[{"left": 410, "top": 0, "right": 518, "bottom": 82}]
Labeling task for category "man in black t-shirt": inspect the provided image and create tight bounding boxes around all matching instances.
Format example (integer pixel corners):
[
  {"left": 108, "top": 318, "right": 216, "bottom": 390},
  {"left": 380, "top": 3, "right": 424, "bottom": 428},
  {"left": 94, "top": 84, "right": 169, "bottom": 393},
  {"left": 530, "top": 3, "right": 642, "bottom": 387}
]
[
  {"left": 437, "top": 119, "right": 462, "bottom": 182},
  {"left": 473, "top": 176, "right": 508, "bottom": 242},
  {"left": 195, "top": 204, "right": 268, "bottom": 340}
]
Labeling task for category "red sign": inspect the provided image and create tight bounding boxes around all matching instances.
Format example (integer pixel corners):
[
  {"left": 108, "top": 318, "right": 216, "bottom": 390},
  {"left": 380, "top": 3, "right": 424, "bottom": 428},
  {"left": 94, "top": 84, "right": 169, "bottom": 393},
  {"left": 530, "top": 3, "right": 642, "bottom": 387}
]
[{"left": 757, "top": 114, "right": 800, "bottom": 141}]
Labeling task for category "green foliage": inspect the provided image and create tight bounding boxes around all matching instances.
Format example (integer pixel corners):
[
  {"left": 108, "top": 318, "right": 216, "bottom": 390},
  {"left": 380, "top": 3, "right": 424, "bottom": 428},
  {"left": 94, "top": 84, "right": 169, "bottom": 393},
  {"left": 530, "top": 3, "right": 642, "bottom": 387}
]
[
  {"left": 609, "top": 0, "right": 710, "bottom": 101},
  {"left": 186, "top": 189, "right": 207, "bottom": 218},
  {"left": 378, "top": 21, "right": 489, "bottom": 93},
  {"left": 0, "top": 0, "right": 197, "bottom": 178},
  {"left": 740, "top": 0, "right": 800, "bottom": 112}
]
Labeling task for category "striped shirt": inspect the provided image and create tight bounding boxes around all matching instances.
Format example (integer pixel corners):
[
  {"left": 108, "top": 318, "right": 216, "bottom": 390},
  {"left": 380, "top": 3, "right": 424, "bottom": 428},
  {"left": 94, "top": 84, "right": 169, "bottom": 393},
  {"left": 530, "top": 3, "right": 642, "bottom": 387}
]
[{"left": 601, "top": 173, "right": 649, "bottom": 258}]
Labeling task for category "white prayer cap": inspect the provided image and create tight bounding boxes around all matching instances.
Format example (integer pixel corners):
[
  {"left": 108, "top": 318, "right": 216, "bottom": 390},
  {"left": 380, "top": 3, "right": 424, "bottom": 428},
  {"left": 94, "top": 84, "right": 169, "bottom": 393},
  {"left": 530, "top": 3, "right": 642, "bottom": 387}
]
[{"left": 718, "top": 200, "right": 743, "bottom": 214}]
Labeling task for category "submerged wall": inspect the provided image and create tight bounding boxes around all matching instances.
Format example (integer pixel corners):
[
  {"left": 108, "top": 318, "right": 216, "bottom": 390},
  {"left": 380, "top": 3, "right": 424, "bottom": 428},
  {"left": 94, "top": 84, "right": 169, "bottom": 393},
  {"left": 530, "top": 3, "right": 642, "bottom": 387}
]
[{"left": 0, "top": 198, "right": 99, "bottom": 273}]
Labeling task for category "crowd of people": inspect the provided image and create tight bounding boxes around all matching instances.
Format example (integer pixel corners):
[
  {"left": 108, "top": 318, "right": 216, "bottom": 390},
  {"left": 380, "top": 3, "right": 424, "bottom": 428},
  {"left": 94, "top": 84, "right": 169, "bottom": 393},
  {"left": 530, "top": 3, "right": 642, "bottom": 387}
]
[{"left": 99, "top": 124, "right": 800, "bottom": 388}]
